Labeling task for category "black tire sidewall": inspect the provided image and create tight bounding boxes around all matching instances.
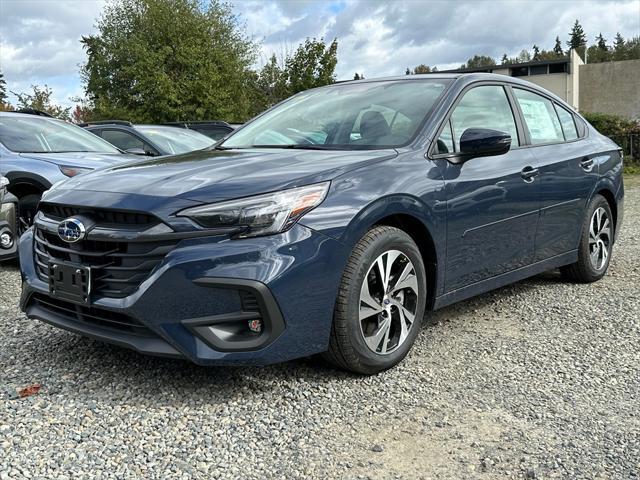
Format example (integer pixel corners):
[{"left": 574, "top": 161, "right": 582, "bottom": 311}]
[
  {"left": 579, "top": 195, "right": 613, "bottom": 280},
  {"left": 341, "top": 229, "right": 427, "bottom": 371}
]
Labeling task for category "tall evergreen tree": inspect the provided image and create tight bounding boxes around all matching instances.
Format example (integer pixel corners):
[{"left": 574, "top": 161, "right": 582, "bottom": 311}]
[
  {"left": 532, "top": 44, "right": 540, "bottom": 60},
  {"left": 553, "top": 36, "right": 564, "bottom": 56},
  {"left": 596, "top": 33, "right": 608, "bottom": 51},
  {"left": 0, "top": 70, "right": 7, "bottom": 105},
  {"left": 612, "top": 33, "right": 626, "bottom": 61},
  {"left": 567, "top": 19, "right": 587, "bottom": 58},
  {"left": 501, "top": 53, "right": 508, "bottom": 64}
]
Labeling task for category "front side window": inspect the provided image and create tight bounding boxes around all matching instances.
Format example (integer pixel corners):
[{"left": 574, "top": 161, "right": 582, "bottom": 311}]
[
  {"left": 101, "top": 129, "right": 148, "bottom": 151},
  {"left": 513, "top": 89, "right": 564, "bottom": 144},
  {"left": 554, "top": 105, "right": 578, "bottom": 141},
  {"left": 446, "top": 85, "right": 520, "bottom": 151},
  {"left": 0, "top": 116, "right": 120, "bottom": 154},
  {"left": 221, "top": 79, "right": 451, "bottom": 150}
]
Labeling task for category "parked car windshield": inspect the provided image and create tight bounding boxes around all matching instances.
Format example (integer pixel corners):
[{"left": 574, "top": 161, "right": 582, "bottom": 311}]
[
  {"left": 0, "top": 115, "right": 121, "bottom": 154},
  {"left": 221, "top": 79, "right": 452, "bottom": 150},
  {"left": 136, "top": 126, "right": 215, "bottom": 154}
]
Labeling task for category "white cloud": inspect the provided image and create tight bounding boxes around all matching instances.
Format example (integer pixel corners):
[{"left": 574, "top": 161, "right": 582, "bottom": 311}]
[{"left": 0, "top": 0, "right": 638, "bottom": 108}]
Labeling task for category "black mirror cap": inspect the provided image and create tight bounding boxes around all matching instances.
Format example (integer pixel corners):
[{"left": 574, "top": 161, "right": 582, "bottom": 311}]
[{"left": 459, "top": 128, "right": 511, "bottom": 160}]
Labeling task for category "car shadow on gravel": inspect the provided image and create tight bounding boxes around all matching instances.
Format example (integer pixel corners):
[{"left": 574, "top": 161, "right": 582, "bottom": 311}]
[{"left": 14, "top": 269, "right": 574, "bottom": 405}]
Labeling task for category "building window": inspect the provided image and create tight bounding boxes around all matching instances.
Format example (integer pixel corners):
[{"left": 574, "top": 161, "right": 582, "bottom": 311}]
[
  {"left": 510, "top": 66, "right": 528, "bottom": 77},
  {"left": 549, "top": 63, "right": 567, "bottom": 74},
  {"left": 529, "top": 65, "right": 548, "bottom": 75}
]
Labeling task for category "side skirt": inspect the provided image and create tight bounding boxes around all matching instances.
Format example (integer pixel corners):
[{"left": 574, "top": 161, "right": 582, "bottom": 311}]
[{"left": 432, "top": 250, "right": 578, "bottom": 310}]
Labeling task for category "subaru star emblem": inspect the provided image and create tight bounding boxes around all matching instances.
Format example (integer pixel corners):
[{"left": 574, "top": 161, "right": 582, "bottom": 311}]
[{"left": 57, "top": 218, "right": 86, "bottom": 243}]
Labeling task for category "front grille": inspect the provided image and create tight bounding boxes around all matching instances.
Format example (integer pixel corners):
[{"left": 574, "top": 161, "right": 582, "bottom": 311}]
[
  {"left": 39, "top": 203, "right": 156, "bottom": 226},
  {"left": 34, "top": 222, "right": 179, "bottom": 299},
  {"left": 31, "top": 293, "right": 154, "bottom": 337}
]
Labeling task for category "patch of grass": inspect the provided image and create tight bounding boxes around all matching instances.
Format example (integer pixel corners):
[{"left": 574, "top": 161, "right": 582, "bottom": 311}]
[{"left": 624, "top": 165, "right": 640, "bottom": 175}]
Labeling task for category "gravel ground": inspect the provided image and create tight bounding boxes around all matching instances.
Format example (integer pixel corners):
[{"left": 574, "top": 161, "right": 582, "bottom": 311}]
[{"left": 1, "top": 179, "right": 639, "bottom": 480}]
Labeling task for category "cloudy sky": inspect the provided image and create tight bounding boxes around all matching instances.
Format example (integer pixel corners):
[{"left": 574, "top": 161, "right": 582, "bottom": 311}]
[{"left": 1, "top": 0, "right": 639, "bottom": 107}]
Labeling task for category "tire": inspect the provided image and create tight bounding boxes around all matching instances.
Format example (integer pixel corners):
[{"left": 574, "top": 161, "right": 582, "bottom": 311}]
[
  {"left": 561, "top": 194, "right": 614, "bottom": 283},
  {"left": 17, "top": 193, "right": 41, "bottom": 235},
  {"left": 323, "top": 226, "right": 427, "bottom": 374}
]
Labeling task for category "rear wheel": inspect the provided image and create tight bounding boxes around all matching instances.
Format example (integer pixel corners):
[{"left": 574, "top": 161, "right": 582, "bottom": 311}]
[
  {"left": 561, "top": 194, "right": 613, "bottom": 283},
  {"left": 323, "top": 226, "right": 427, "bottom": 374}
]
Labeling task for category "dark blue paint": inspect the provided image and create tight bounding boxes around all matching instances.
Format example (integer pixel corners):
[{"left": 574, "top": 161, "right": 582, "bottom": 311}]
[{"left": 19, "top": 74, "right": 624, "bottom": 365}]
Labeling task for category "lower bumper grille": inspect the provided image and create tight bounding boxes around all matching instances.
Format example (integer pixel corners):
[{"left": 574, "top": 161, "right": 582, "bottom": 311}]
[
  {"left": 34, "top": 226, "right": 179, "bottom": 299},
  {"left": 31, "top": 293, "right": 154, "bottom": 337}
]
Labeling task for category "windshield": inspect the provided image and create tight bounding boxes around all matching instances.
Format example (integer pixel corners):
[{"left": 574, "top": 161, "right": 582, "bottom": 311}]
[
  {"left": 0, "top": 115, "right": 121, "bottom": 154},
  {"left": 221, "top": 79, "right": 451, "bottom": 150},
  {"left": 136, "top": 126, "right": 215, "bottom": 154}
]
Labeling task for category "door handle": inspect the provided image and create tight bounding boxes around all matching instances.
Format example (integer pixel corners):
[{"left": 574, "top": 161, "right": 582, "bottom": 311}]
[
  {"left": 521, "top": 166, "right": 539, "bottom": 182},
  {"left": 580, "top": 158, "right": 594, "bottom": 171}
]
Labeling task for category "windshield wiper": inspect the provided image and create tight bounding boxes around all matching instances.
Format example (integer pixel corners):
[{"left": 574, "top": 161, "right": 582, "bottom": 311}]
[{"left": 250, "top": 144, "right": 335, "bottom": 150}]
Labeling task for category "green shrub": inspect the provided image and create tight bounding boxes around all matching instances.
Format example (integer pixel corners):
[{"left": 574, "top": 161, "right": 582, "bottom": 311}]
[{"left": 581, "top": 112, "right": 640, "bottom": 136}]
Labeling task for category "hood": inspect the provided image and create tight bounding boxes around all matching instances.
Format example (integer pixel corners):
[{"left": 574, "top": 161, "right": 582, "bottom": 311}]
[
  {"left": 57, "top": 148, "right": 398, "bottom": 202},
  {"left": 18, "top": 151, "right": 138, "bottom": 169}
]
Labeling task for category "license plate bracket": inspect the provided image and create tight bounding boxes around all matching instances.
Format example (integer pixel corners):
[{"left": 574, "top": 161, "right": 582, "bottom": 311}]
[{"left": 49, "top": 261, "right": 91, "bottom": 305}]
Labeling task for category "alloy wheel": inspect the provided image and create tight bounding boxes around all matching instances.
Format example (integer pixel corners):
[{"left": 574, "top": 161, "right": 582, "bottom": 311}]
[
  {"left": 359, "top": 249, "right": 420, "bottom": 355},
  {"left": 589, "top": 207, "right": 611, "bottom": 271}
]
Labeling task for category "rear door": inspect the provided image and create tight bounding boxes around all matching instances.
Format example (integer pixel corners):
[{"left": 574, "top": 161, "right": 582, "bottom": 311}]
[
  {"left": 434, "top": 84, "right": 541, "bottom": 292},
  {"left": 511, "top": 88, "right": 598, "bottom": 260}
]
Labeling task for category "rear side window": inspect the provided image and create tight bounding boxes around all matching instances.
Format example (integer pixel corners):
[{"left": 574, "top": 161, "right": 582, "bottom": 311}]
[
  {"left": 448, "top": 85, "right": 520, "bottom": 150},
  {"left": 513, "top": 89, "right": 564, "bottom": 144},
  {"left": 554, "top": 105, "right": 578, "bottom": 141}
]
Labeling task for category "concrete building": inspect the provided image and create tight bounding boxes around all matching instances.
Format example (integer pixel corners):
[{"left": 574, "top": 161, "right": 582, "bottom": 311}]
[{"left": 440, "top": 50, "right": 640, "bottom": 119}]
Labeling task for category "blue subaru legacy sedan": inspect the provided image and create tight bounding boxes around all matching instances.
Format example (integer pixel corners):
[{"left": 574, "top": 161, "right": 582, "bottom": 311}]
[{"left": 18, "top": 74, "right": 624, "bottom": 374}]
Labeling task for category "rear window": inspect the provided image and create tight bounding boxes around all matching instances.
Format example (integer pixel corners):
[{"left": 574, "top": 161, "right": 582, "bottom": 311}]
[{"left": 554, "top": 105, "right": 579, "bottom": 141}]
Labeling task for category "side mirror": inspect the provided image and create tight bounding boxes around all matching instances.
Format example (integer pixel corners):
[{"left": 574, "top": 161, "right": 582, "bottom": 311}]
[
  {"left": 124, "top": 147, "right": 149, "bottom": 156},
  {"left": 458, "top": 128, "right": 511, "bottom": 161}
]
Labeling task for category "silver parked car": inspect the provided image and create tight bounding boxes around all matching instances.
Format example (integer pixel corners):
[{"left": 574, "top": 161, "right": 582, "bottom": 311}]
[{"left": 0, "top": 175, "right": 18, "bottom": 261}]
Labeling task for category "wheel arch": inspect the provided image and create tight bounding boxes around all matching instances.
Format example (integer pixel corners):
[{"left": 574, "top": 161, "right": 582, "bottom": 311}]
[
  {"left": 594, "top": 187, "right": 617, "bottom": 232},
  {"left": 372, "top": 213, "right": 439, "bottom": 310},
  {"left": 338, "top": 194, "right": 445, "bottom": 310},
  {"left": 5, "top": 172, "right": 51, "bottom": 199}
]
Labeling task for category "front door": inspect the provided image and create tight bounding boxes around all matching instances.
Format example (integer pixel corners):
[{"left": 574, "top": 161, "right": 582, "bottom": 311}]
[{"left": 434, "top": 84, "right": 540, "bottom": 292}]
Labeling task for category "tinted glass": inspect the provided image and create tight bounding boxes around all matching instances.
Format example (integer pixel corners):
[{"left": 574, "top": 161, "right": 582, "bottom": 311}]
[
  {"left": 0, "top": 115, "right": 120, "bottom": 154},
  {"left": 450, "top": 85, "right": 519, "bottom": 149},
  {"left": 101, "top": 130, "right": 146, "bottom": 151},
  {"left": 513, "top": 89, "right": 564, "bottom": 144},
  {"left": 434, "top": 120, "right": 454, "bottom": 154},
  {"left": 222, "top": 80, "right": 451, "bottom": 149},
  {"left": 554, "top": 105, "right": 578, "bottom": 140},
  {"left": 136, "top": 126, "right": 214, "bottom": 154}
]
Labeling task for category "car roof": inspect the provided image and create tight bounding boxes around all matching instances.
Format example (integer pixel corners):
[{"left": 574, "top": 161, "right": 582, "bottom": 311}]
[
  {"left": 0, "top": 111, "right": 66, "bottom": 120},
  {"left": 330, "top": 72, "right": 572, "bottom": 109}
]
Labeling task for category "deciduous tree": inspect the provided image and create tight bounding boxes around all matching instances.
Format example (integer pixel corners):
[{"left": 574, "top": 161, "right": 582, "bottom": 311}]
[
  {"left": 81, "top": 0, "right": 257, "bottom": 122},
  {"left": 12, "top": 85, "right": 70, "bottom": 120}
]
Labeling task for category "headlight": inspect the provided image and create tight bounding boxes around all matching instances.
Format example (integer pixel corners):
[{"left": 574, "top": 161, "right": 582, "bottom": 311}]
[{"left": 177, "top": 182, "right": 330, "bottom": 238}]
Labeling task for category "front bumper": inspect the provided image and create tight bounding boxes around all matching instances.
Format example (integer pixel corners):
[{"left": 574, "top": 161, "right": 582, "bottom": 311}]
[
  {"left": 19, "top": 224, "right": 349, "bottom": 365},
  {"left": 0, "top": 194, "right": 18, "bottom": 262}
]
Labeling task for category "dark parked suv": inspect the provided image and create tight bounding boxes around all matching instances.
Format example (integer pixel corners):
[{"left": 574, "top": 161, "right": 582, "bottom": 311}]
[
  {"left": 19, "top": 74, "right": 623, "bottom": 374},
  {"left": 82, "top": 121, "right": 215, "bottom": 156}
]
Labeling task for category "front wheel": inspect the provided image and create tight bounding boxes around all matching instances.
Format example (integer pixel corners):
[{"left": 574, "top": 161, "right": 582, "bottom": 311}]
[
  {"left": 323, "top": 226, "right": 427, "bottom": 374},
  {"left": 561, "top": 194, "right": 614, "bottom": 283},
  {"left": 17, "top": 194, "right": 41, "bottom": 235}
]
